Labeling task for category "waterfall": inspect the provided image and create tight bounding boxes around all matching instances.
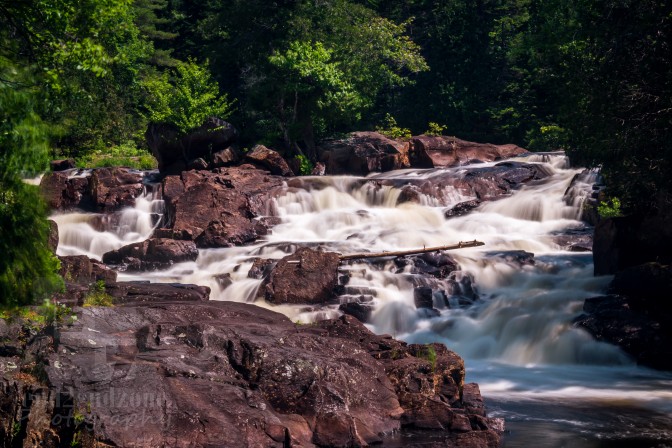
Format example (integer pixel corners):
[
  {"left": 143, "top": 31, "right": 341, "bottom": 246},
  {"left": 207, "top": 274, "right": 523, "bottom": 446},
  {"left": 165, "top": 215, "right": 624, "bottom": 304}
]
[{"left": 53, "top": 155, "right": 672, "bottom": 446}]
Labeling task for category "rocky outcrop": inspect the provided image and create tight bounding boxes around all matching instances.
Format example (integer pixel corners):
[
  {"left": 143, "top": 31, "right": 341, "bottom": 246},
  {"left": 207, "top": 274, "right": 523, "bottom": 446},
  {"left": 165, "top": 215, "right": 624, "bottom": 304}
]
[
  {"left": 245, "top": 145, "right": 294, "bottom": 176},
  {"left": 146, "top": 117, "right": 239, "bottom": 174},
  {"left": 575, "top": 262, "right": 672, "bottom": 370},
  {"left": 157, "top": 167, "right": 285, "bottom": 248},
  {"left": 409, "top": 136, "right": 528, "bottom": 168},
  {"left": 262, "top": 247, "right": 342, "bottom": 305},
  {"left": 102, "top": 238, "right": 199, "bottom": 271},
  {"left": 39, "top": 168, "right": 144, "bottom": 212},
  {"left": 0, "top": 301, "right": 501, "bottom": 447},
  {"left": 319, "top": 131, "right": 410, "bottom": 175}
]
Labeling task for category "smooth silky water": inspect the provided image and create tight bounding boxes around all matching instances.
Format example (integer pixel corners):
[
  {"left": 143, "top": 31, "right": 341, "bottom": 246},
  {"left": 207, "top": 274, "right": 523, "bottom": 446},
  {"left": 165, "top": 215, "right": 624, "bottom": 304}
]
[{"left": 53, "top": 156, "right": 672, "bottom": 446}]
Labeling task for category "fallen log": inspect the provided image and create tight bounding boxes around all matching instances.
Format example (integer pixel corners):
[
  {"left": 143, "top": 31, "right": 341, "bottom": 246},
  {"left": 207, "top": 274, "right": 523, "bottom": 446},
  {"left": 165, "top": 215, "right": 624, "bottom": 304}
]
[{"left": 338, "top": 240, "right": 485, "bottom": 261}]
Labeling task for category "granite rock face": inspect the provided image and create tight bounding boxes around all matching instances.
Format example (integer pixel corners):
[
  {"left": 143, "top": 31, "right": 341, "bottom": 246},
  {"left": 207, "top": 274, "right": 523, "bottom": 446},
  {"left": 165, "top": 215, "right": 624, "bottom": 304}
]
[{"left": 0, "top": 302, "right": 502, "bottom": 447}]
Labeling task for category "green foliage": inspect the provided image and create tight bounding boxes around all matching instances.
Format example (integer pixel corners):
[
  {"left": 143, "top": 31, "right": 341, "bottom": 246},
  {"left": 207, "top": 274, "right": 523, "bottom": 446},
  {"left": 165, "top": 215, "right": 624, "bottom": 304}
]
[
  {"left": 376, "top": 114, "right": 411, "bottom": 140},
  {"left": 76, "top": 141, "right": 157, "bottom": 170},
  {"left": 424, "top": 122, "right": 447, "bottom": 136},
  {"left": 0, "top": 74, "right": 64, "bottom": 307},
  {"left": 294, "top": 154, "right": 314, "bottom": 176},
  {"left": 418, "top": 344, "right": 438, "bottom": 372},
  {"left": 598, "top": 198, "right": 623, "bottom": 219},
  {"left": 142, "top": 58, "right": 235, "bottom": 134},
  {"left": 83, "top": 281, "right": 115, "bottom": 307},
  {"left": 526, "top": 125, "right": 569, "bottom": 152}
]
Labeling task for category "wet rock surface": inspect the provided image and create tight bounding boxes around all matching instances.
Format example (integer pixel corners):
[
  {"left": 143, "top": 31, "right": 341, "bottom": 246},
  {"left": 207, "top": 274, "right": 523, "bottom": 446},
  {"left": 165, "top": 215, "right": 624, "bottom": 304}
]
[
  {"left": 102, "top": 238, "right": 198, "bottom": 271},
  {"left": 158, "top": 167, "right": 285, "bottom": 247},
  {"left": 0, "top": 302, "right": 501, "bottom": 447},
  {"left": 575, "top": 262, "right": 672, "bottom": 370},
  {"left": 39, "top": 168, "right": 144, "bottom": 212},
  {"left": 409, "top": 136, "right": 528, "bottom": 168},
  {"left": 262, "top": 247, "right": 342, "bottom": 305},
  {"left": 378, "top": 161, "right": 551, "bottom": 207}
]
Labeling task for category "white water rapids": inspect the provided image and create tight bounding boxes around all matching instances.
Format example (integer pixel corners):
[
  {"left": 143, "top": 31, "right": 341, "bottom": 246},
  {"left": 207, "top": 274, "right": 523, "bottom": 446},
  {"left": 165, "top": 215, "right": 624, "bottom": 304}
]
[{"left": 52, "top": 155, "right": 672, "bottom": 446}]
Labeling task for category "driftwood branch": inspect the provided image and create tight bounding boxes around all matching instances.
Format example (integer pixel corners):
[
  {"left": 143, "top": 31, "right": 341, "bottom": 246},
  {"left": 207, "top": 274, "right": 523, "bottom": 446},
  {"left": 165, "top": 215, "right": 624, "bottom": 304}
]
[{"left": 338, "top": 240, "right": 485, "bottom": 261}]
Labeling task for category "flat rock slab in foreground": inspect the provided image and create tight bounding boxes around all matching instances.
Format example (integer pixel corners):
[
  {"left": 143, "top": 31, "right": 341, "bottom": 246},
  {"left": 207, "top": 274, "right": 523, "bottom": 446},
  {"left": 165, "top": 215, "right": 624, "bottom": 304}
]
[{"left": 1, "top": 302, "right": 502, "bottom": 447}]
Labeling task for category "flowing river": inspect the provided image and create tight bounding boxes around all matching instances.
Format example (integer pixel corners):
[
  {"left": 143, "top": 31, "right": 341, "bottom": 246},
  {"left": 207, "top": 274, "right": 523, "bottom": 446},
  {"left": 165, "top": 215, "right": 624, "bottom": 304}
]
[{"left": 51, "top": 154, "right": 672, "bottom": 447}]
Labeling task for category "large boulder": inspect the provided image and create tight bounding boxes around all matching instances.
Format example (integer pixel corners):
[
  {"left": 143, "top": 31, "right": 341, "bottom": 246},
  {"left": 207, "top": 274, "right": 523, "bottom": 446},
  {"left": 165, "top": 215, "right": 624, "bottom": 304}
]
[
  {"left": 409, "top": 135, "right": 528, "bottom": 168},
  {"left": 102, "top": 238, "right": 199, "bottom": 271},
  {"left": 39, "top": 172, "right": 90, "bottom": 210},
  {"left": 0, "top": 301, "right": 501, "bottom": 447},
  {"left": 89, "top": 167, "right": 144, "bottom": 212},
  {"left": 318, "top": 131, "right": 410, "bottom": 175},
  {"left": 245, "top": 145, "right": 294, "bottom": 176},
  {"left": 39, "top": 168, "right": 144, "bottom": 212},
  {"left": 158, "top": 167, "right": 285, "bottom": 248},
  {"left": 146, "top": 117, "right": 239, "bottom": 174},
  {"left": 262, "top": 247, "right": 342, "bottom": 305}
]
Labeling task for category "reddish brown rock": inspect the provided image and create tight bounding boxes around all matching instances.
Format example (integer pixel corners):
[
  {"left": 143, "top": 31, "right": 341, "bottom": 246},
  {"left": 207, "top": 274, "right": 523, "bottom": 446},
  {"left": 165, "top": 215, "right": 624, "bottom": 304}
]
[
  {"left": 1, "top": 301, "right": 500, "bottom": 447},
  {"left": 159, "top": 167, "right": 285, "bottom": 248},
  {"left": 39, "top": 172, "right": 90, "bottom": 210},
  {"left": 384, "top": 161, "right": 552, "bottom": 206},
  {"left": 58, "top": 255, "right": 118, "bottom": 285},
  {"left": 89, "top": 167, "right": 144, "bottom": 212},
  {"left": 409, "top": 135, "right": 528, "bottom": 168},
  {"left": 245, "top": 144, "right": 294, "bottom": 176},
  {"left": 262, "top": 247, "right": 341, "bottom": 305},
  {"left": 102, "top": 238, "right": 199, "bottom": 271},
  {"left": 319, "top": 131, "right": 410, "bottom": 175}
]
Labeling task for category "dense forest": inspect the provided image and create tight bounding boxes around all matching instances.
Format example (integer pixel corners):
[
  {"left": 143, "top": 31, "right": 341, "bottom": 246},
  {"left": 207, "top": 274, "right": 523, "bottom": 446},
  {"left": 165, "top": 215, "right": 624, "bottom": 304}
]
[{"left": 1, "top": 0, "right": 671, "bottom": 305}]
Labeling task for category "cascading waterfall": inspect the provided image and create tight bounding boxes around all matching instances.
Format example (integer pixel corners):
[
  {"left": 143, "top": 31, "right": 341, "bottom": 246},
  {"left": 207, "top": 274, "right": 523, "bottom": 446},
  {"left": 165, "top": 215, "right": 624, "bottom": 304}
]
[
  {"left": 52, "top": 184, "right": 164, "bottom": 260},
  {"left": 53, "top": 155, "right": 672, "bottom": 447}
]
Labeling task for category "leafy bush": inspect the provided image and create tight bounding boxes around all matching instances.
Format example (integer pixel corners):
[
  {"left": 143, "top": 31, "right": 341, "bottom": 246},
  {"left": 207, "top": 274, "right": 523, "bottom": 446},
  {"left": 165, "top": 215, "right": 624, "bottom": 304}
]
[
  {"left": 376, "top": 113, "right": 411, "bottom": 139},
  {"left": 83, "top": 281, "right": 115, "bottom": 307},
  {"left": 295, "top": 154, "right": 314, "bottom": 175},
  {"left": 424, "top": 122, "right": 447, "bottom": 136},
  {"left": 142, "top": 58, "right": 235, "bottom": 134},
  {"left": 598, "top": 197, "right": 623, "bottom": 218},
  {"left": 76, "top": 141, "right": 157, "bottom": 170}
]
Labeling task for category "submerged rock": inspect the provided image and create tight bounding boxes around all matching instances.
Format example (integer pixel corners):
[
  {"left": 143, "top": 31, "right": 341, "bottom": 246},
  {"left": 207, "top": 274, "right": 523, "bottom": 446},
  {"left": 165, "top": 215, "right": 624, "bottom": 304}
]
[{"left": 0, "top": 302, "right": 501, "bottom": 447}]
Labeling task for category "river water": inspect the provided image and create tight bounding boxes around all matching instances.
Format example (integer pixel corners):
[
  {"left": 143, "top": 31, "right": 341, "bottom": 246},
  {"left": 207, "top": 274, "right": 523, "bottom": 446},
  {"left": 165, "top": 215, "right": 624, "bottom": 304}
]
[{"left": 51, "top": 154, "right": 672, "bottom": 447}]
